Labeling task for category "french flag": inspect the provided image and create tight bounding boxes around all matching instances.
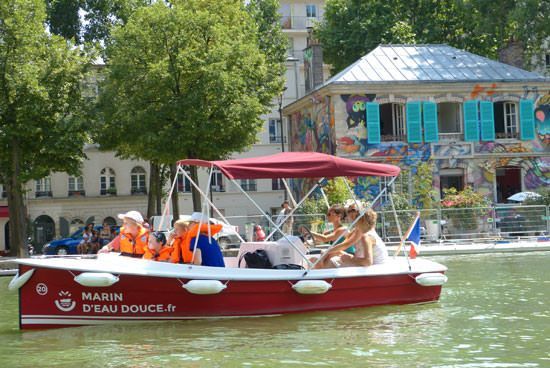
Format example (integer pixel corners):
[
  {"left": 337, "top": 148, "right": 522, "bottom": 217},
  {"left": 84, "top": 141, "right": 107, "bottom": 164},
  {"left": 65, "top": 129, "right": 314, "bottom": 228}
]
[{"left": 405, "top": 213, "right": 421, "bottom": 259}]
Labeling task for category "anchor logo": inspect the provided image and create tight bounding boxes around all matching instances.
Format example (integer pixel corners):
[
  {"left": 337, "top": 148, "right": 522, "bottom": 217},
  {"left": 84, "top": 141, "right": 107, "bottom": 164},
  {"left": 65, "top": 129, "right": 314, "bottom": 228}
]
[{"left": 54, "top": 291, "right": 76, "bottom": 312}]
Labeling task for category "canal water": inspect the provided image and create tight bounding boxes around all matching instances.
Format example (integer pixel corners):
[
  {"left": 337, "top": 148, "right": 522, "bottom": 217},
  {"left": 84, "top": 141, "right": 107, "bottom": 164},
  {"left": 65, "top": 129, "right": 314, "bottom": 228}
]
[{"left": 0, "top": 252, "right": 548, "bottom": 367}]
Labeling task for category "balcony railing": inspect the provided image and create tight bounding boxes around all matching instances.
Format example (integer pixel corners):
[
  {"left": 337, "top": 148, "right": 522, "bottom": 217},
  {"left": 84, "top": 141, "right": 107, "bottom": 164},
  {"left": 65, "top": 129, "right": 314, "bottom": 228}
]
[
  {"left": 381, "top": 134, "right": 406, "bottom": 142},
  {"left": 211, "top": 185, "right": 225, "bottom": 193},
  {"left": 131, "top": 187, "right": 147, "bottom": 195},
  {"left": 496, "top": 131, "right": 519, "bottom": 139},
  {"left": 280, "top": 16, "right": 320, "bottom": 30},
  {"left": 241, "top": 183, "right": 257, "bottom": 192},
  {"left": 35, "top": 191, "right": 52, "bottom": 198},
  {"left": 439, "top": 133, "right": 464, "bottom": 142},
  {"left": 68, "top": 190, "right": 86, "bottom": 197},
  {"left": 269, "top": 135, "right": 287, "bottom": 144},
  {"left": 100, "top": 188, "right": 117, "bottom": 196}
]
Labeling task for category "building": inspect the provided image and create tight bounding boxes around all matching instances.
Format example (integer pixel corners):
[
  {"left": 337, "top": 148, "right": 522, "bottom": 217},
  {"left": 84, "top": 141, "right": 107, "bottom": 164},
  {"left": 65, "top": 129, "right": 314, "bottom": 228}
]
[
  {"left": 0, "top": 1, "right": 329, "bottom": 253},
  {"left": 283, "top": 44, "right": 550, "bottom": 204}
]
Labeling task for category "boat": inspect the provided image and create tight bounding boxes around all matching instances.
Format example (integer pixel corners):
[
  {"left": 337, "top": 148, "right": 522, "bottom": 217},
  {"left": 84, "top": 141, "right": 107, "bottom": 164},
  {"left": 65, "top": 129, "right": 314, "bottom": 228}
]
[{"left": 9, "top": 152, "right": 448, "bottom": 330}]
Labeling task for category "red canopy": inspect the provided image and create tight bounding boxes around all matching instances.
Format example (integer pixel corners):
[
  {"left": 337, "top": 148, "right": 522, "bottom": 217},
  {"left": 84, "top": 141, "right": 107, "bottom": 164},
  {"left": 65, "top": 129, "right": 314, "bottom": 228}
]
[
  {"left": 0, "top": 206, "right": 8, "bottom": 218},
  {"left": 178, "top": 152, "right": 400, "bottom": 179}
]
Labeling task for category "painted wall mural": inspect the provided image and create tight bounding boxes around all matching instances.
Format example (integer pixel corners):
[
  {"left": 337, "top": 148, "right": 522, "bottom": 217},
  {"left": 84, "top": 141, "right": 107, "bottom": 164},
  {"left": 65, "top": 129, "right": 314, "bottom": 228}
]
[
  {"left": 535, "top": 94, "right": 550, "bottom": 145},
  {"left": 290, "top": 90, "right": 550, "bottom": 202},
  {"left": 290, "top": 95, "right": 334, "bottom": 154}
]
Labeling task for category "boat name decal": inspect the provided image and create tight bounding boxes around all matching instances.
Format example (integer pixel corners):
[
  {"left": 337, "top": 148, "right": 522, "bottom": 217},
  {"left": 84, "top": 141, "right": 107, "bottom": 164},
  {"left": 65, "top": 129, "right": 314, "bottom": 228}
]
[{"left": 80, "top": 292, "right": 176, "bottom": 314}]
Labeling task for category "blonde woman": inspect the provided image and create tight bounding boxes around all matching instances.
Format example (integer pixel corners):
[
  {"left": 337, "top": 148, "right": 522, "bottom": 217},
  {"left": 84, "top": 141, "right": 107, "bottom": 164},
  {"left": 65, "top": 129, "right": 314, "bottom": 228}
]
[{"left": 315, "top": 204, "right": 387, "bottom": 269}]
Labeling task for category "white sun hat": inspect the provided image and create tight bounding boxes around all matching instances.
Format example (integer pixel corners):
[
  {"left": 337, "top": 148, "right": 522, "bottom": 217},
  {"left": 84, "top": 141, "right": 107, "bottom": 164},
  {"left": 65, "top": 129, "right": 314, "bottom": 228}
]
[
  {"left": 190, "top": 212, "right": 210, "bottom": 223},
  {"left": 117, "top": 210, "right": 144, "bottom": 224}
]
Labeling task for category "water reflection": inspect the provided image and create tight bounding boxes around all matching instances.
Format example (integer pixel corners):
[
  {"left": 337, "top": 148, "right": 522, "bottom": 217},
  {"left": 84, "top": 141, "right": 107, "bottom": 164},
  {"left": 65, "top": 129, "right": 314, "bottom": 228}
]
[{"left": 1, "top": 252, "right": 549, "bottom": 367}]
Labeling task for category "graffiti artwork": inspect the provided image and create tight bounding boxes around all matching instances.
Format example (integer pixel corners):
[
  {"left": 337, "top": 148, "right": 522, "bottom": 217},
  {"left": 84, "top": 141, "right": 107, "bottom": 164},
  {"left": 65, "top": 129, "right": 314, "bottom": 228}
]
[{"left": 535, "top": 94, "right": 550, "bottom": 145}]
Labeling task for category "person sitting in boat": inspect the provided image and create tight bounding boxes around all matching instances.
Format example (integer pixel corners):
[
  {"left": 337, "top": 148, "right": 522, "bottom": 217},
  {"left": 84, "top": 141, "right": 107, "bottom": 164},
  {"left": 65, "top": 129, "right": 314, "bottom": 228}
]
[
  {"left": 169, "top": 219, "right": 193, "bottom": 264},
  {"left": 98, "top": 211, "right": 149, "bottom": 258},
  {"left": 143, "top": 231, "right": 172, "bottom": 262},
  {"left": 187, "top": 212, "right": 225, "bottom": 267},
  {"left": 300, "top": 204, "right": 353, "bottom": 252},
  {"left": 315, "top": 204, "right": 387, "bottom": 269}
]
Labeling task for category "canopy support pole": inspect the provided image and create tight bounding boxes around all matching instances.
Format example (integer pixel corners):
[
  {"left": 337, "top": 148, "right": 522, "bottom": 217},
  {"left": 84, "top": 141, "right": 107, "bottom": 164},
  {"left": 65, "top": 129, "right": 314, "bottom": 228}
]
[
  {"left": 388, "top": 191, "right": 411, "bottom": 271},
  {"left": 191, "top": 167, "right": 214, "bottom": 264},
  {"left": 265, "top": 179, "right": 325, "bottom": 242},
  {"left": 158, "top": 165, "right": 182, "bottom": 231},
  {"left": 306, "top": 175, "right": 398, "bottom": 274},
  {"left": 231, "top": 179, "right": 313, "bottom": 268},
  {"left": 181, "top": 167, "right": 245, "bottom": 243}
]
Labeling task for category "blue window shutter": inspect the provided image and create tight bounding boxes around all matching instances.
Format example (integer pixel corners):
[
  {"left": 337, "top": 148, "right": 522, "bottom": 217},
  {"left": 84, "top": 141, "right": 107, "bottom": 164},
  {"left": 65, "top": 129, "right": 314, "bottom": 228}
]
[
  {"left": 366, "top": 102, "right": 380, "bottom": 144},
  {"left": 463, "top": 100, "right": 479, "bottom": 142},
  {"left": 479, "top": 101, "right": 495, "bottom": 141},
  {"left": 519, "top": 99, "right": 535, "bottom": 140},
  {"left": 423, "top": 101, "right": 438, "bottom": 143},
  {"left": 406, "top": 101, "right": 422, "bottom": 143}
]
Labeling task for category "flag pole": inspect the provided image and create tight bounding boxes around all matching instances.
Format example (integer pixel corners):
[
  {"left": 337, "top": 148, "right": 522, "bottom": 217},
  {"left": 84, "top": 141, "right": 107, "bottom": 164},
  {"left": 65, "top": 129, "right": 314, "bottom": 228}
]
[{"left": 394, "top": 211, "right": 420, "bottom": 257}]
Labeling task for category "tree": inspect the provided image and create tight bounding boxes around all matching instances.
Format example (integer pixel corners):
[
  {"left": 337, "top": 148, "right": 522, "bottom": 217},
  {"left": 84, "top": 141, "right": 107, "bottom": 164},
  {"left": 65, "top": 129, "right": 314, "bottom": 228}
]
[
  {"left": 316, "top": 0, "right": 550, "bottom": 74},
  {"left": 46, "top": 0, "right": 150, "bottom": 45},
  {"left": 0, "top": 0, "right": 93, "bottom": 256},
  {"left": 96, "top": 0, "right": 284, "bottom": 216}
]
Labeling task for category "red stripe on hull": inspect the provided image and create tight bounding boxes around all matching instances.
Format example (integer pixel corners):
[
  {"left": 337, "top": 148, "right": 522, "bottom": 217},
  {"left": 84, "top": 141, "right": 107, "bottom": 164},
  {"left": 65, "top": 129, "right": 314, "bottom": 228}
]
[{"left": 18, "top": 265, "right": 443, "bottom": 330}]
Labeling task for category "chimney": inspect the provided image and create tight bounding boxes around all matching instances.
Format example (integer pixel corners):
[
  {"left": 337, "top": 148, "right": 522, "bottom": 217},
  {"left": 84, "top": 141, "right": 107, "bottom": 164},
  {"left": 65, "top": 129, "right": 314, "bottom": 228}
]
[{"left": 304, "top": 27, "right": 324, "bottom": 93}]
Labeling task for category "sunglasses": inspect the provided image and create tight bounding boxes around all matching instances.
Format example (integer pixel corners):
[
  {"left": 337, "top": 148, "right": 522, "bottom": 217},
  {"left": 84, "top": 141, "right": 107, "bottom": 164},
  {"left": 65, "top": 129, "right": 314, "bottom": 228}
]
[{"left": 347, "top": 208, "right": 357, "bottom": 213}]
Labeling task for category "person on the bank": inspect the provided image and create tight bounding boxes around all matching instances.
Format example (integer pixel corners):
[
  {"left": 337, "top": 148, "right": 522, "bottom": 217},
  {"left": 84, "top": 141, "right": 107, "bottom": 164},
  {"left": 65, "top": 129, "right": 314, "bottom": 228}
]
[
  {"left": 99, "top": 222, "right": 114, "bottom": 246},
  {"left": 77, "top": 223, "right": 94, "bottom": 254},
  {"left": 314, "top": 205, "right": 387, "bottom": 269},
  {"left": 98, "top": 211, "right": 149, "bottom": 258},
  {"left": 143, "top": 231, "right": 172, "bottom": 262}
]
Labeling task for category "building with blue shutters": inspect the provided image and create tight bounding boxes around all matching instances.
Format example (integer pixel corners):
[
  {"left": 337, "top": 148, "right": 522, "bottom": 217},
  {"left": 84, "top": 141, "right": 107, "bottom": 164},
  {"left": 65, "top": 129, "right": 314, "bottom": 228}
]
[{"left": 283, "top": 45, "right": 550, "bottom": 204}]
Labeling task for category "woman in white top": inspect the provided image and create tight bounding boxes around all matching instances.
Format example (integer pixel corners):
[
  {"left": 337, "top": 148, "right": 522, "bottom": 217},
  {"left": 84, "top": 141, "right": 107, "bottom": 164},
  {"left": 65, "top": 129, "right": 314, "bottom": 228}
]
[{"left": 315, "top": 205, "right": 387, "bottom": 268}]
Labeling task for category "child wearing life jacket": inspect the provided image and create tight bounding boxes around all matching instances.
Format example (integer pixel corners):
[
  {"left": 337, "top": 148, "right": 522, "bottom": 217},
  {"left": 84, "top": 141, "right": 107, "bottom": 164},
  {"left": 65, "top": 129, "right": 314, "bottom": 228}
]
[
  {"left": 143, "top": 231, "right": 172, "bottom": 262},
  {"left": 170, "top": 220, "right": 193, "bottom": 264},
  {"left": 98, "top": 211, "right": 149, "bottom": 257}
]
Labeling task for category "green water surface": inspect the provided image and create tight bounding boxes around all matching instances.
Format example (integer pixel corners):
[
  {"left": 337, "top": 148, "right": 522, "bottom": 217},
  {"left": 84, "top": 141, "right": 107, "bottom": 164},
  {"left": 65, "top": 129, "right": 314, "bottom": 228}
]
[{"left": 0, "top": 252, "right": 548, "bottom": 367}]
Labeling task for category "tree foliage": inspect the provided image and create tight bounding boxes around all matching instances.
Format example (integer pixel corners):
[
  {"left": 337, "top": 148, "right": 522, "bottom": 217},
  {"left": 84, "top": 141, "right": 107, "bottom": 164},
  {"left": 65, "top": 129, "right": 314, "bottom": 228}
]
[
  {"left": 301, "top": 178, "right": 355, "bottom": 215},
  {"left": 316, "top": 0, "right": 550, "bottom": 73},
  {"left": 95, "top": 0, "right": 285, "bottom": 213},
  {"left": 0, "top": 0, "right": 93, "bottom": 255}
]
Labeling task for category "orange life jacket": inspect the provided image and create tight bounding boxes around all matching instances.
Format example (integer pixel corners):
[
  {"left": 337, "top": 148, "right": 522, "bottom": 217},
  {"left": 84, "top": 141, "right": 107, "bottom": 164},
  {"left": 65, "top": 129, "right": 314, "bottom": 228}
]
[
  {"left": 170, "top": 223, "right": 223, "bottom": 264},
  {"left": 119, "top": 226, "right": 149, "bottom": 256},
  {"left": 143, "top": 246, "right": 172, "bottom": 262}
]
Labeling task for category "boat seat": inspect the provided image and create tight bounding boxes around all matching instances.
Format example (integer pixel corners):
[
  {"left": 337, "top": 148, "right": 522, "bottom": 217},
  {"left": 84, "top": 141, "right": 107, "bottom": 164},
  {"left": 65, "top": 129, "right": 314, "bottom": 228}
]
[{"left": 237, "top": 236, "right": 307, "bottom": 268}]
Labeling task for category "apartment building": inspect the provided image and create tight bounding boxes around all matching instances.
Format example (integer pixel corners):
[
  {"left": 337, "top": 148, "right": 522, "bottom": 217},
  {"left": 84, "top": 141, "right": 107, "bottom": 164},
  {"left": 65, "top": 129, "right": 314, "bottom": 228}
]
[{"left": 0, "top": 1, "right": 328, "bottom": 252}]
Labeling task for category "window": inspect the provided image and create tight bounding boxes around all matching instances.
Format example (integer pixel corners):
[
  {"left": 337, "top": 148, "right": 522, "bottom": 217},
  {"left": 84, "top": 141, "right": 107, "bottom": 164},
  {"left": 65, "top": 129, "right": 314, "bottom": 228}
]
[
  {"left": 240, "top": 179, "right": 257, "bottom": 192},
  {"left": 70, "top": 218, "right": 84, "bottom": 234},
  {"left": 269, "top": 118, "right": 286, "bottom": 143},
  {"left": 438, "top": 102, "right": 462, "bottom": 137},
  {"left": 35, "top": 177, "right": 52, "bottom": 198},
  {"left": 440, "top": 169, "right": 464, "bottom": 198},
  {"left": 211, "top": 169, "right": 224, "bottom": 192},
  {"left": 68, "top": 176, "right": 85, "bottom": 196},
  {"left": 379, "top": 103, "right": 405, "bottom": 141},
  {"left": 306, "top": 4, "right": 317, "bottom": 18},
  {"left": 545, "top": 54, "right": 550, "bottom": 68},
  {"left": 100, "top": 168, "right": 116, "bottom": 195},
  {"left": 0, "top": 183, "right": 5, "bottom": 198},
  {"left": 131, "top": 166, "right": 147, "bottom": 194},
  {"left": 272, "top": 178, "right": 285, "bottom": 191},
  {"left": 177, "top": 169, "right": 192, "bottom": 193},
  {"left": 494, "top": 101, "right": 518, "bottom": 139}
]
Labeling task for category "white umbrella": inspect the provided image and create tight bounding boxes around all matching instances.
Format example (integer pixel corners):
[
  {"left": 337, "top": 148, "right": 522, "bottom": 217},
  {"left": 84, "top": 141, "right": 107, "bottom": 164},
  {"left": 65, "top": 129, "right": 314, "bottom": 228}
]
[{"left": 507, "top": 191, "right": 542, "bottom": 202}]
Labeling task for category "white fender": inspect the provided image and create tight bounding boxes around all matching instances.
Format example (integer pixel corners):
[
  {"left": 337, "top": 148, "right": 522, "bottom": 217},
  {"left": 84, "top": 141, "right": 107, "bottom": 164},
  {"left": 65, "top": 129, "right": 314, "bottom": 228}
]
[
  {"left": 182, "top": 280, "right": 226, "bottom": 295},
  {"left": 415, "top": 272, "right": 448, "bottom": 287},
  {"left": 8, "top": 269, "right": 35, "bottom": 291},
  {"left": 292, "top": 280, "right": 332, "bottom": 295},
  {"left": 74, "top": 272, "right": 119, "bottom": 287}
]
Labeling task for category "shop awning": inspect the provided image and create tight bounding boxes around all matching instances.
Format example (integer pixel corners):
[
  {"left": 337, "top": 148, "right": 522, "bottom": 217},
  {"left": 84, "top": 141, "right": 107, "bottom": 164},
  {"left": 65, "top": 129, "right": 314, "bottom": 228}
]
[{"left": 0, "top": 206, "right": 8, "bottom": 218}]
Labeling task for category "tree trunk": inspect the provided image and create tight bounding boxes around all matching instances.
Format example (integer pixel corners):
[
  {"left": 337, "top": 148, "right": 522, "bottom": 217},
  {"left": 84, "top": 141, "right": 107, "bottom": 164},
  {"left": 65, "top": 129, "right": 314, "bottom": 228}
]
[
  {"left": 190, "top": 165, "right": 202, "bottom": 212},
  {"left": 147, "top": 161, "right": 159, "bottom": 219},
  {"left": 6, "top": 143, "right": 28, "bottom": 257},
  {"left": 170, "top": 163, "right": 180, "bottom": 225}
]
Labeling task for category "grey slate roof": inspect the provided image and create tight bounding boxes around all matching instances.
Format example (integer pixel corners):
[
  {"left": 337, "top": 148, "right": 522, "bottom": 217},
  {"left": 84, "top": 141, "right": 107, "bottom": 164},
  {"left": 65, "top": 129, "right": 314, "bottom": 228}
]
[{"left": 326, "top": 44, "right": 548, "bottom": 84}]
